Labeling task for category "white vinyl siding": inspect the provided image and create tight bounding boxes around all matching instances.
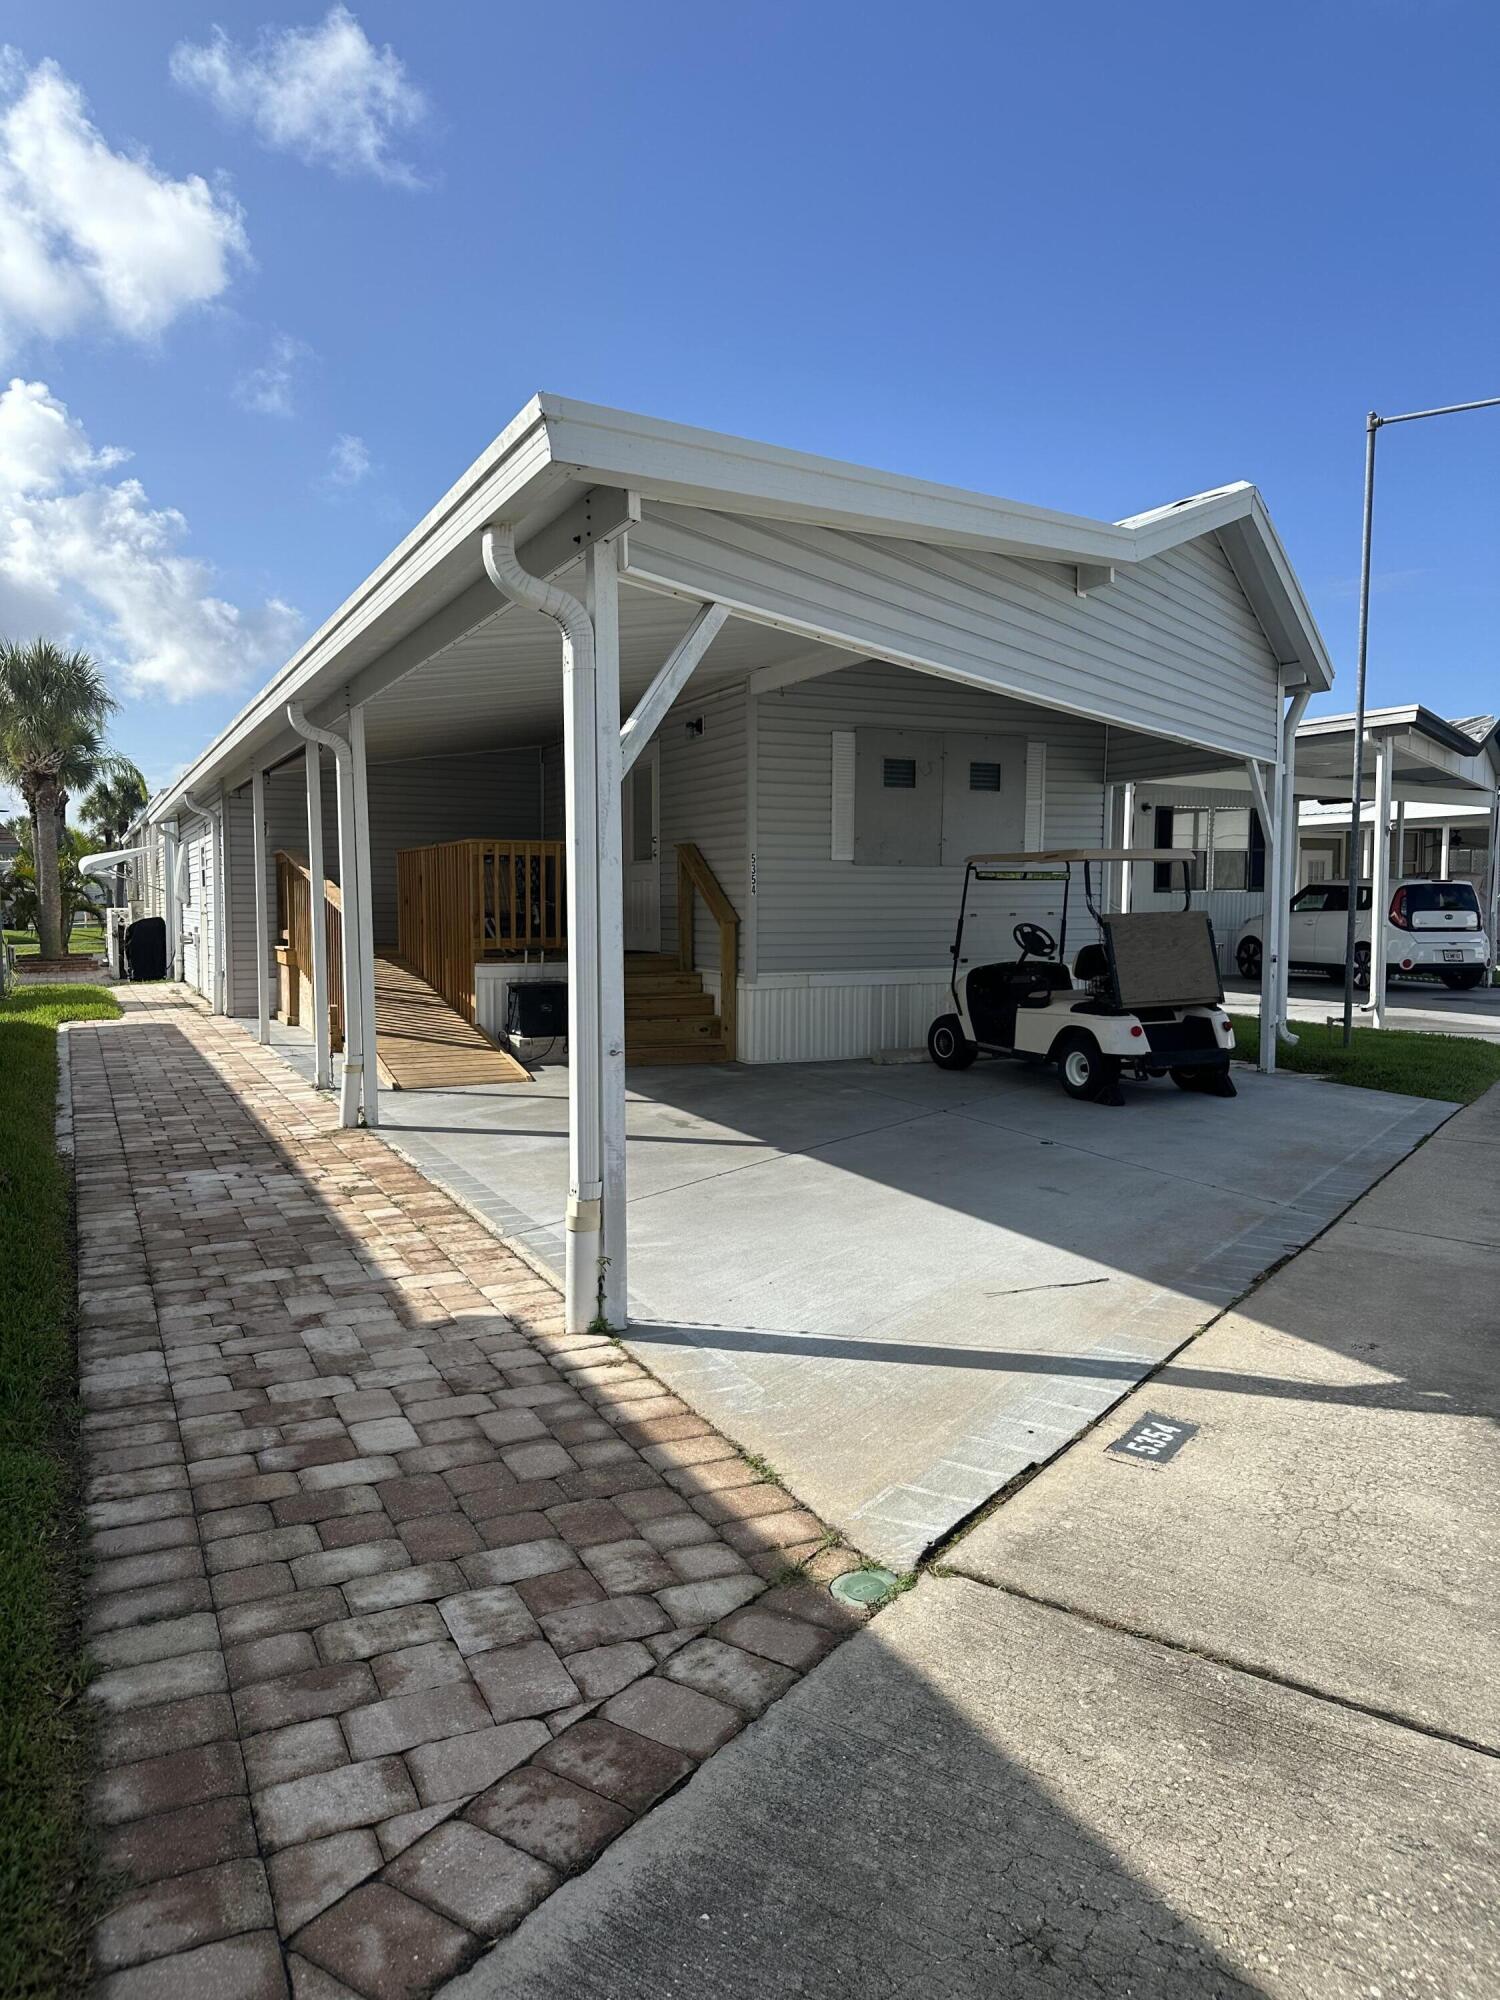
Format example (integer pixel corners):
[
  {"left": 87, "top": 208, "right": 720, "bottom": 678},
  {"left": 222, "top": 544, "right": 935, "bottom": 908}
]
[
  {"left": 625, "top": 504, "right": 1282, "bottom": 762},
  {"left": 658, "top": 684, "right": 747, "bottom": 971},
  {"left": 363, "top": 747, "right": 544, "bottom": 944},
  {"left": 753, "top": 662, "right": 1108, "bottom": 973},
  {"left": 180, "top": 822, "right": 213, "bottom": 999}
]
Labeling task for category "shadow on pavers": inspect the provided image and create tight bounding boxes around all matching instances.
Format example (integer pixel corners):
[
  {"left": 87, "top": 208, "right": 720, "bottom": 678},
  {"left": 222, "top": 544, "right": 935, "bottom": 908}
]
[{"left": 438, "top": 1578, "right": 1496, "bottom": 2000}]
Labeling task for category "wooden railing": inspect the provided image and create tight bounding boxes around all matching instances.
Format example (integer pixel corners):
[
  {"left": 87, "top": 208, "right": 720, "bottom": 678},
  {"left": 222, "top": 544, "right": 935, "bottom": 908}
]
[
  {"left": 397, "top": 839, "right": 566, "bottom": 1025},
  {"left": 274, "top": 852, "right": 344, "bottom": 1051},
  {"left": 676, "top": 842, "right": 739, "bottom": 1056}
]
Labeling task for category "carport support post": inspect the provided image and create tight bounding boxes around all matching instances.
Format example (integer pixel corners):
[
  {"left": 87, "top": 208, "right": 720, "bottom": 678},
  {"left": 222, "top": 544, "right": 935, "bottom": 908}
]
[
  {"left": 588, "top": 538, "right": 628, "bottom": 1328},
  {"left": 251, "top": 767, "right": 271, "bottom": 1045},
  {"left": 304, "top": 741, "right": 332, "bottom": 1089},
  {"left": 1243, "top": 760, "right": 1278, "bottom": 1073},
  {"left": 163, "top": 823, "right": 181, "bottom": 979},
  {"left": 1364, "top": 739, "right": 1394, "bottom": 1027},
  {"left": 1119, "top": 783, "right": 1135, "bottom": 911},
  {"left": 1487, "top": 790, "right": 1500, "bottom": 981},
  {"left": 348, "top": 703, "right": 380, "bottom": 1126},
  {"left": 1393, "top": 802, "right": 1406, "bottom": 880},
  {"left": 1440, "top": 822, "right": 1451, "bottom": 878},
  {"left": 1275, "top": 685, "right": 1312, "bottom": 1044}
]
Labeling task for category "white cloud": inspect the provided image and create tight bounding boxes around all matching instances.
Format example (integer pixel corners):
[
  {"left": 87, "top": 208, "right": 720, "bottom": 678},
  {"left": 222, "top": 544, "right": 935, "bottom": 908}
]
[
  {"left": 0, "top": 55, "right": 246, "bottom": 357},
  {"left": 325, "top": 433, "right": 371, "bottom": 487},
  {"left": 171, "top": 8, "right": 426, "bottom": 187},
  {"left": 236, "top": 331, "right": 310, "bottom": 417},
  {"left": 0, "top": 378, "right": 300, "bottom": 701}
]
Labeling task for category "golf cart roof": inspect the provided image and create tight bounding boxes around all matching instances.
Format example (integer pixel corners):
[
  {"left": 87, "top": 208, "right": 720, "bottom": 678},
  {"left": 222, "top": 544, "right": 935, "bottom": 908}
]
[{"left": 965, "top": 848, "right": 1198, "bottom": 866}]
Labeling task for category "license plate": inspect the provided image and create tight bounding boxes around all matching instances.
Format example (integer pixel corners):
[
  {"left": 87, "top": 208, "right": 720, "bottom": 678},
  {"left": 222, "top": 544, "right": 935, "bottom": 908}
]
[{"left": 1443, "top": 950, "right": 1464, "bottom": 963}]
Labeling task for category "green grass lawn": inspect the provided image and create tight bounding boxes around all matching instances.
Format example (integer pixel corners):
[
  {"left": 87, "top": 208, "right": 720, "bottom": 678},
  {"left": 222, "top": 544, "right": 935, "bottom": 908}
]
[
  {"left": 1229, "top": 1011, "right": 1500, "bottom": 1103},
  {"left": 4, "top": 921, "right": 107, "bottom": 960},
  {"left": 0, "top": 983, "right": 122, "bottom": 1997}
]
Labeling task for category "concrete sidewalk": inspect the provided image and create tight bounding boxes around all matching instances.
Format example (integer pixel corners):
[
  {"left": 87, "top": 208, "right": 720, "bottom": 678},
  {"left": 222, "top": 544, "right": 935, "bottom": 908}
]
[{"left": 445, "top": 1084, "right": 1500, "bottom": 1999}]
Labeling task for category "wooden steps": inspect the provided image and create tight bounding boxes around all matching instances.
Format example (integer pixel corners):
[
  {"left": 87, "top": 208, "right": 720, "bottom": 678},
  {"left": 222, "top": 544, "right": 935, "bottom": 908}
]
[
  {"left": 373, "top": 954, "right": 531, "bottom": 1090},
  {"left": 624, "top": 954, "right": 729, "bottom": 1064}
]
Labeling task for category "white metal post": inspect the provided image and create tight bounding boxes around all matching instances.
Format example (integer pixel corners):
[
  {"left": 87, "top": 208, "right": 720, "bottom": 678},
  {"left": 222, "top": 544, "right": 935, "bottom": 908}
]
[
  {"left": 163, "top": 825, "right": 181, "bottom": 979},
  {"left": 1364, "top": 739, "right": 1393, "bottom": 1027},
  {"left": 251, "top": 769, "right": 271, "bottom": 1044},
  {"left": 1119, "top": 782, "right": 1135, "bottom": 912},
  {"left": 588, "top": 539, "right": 628, "bottom": 1328},
  {"left": 305, "top": 742, "right": 332, "bottom": 1089},
  {"left": 562, "top": 601, "right": 603, "bottom": 1332},
  {"left": 1244, "top": 760, "right": 1277, "bottom": 1073},
  {"left": 1440, "top": 821, "right": 1451, "bottom": 878},
  {"left": 1486, "top": 790, "right": 1500, "bottom": 981},
  {"left": 1275, "top": 687, "right": 1312, "bottom": 1044},
  {"left": 348, "top": 704, "right": 380, "bottom": 1127},
  {"left": 332, "top": 741, "right": 365, "bottom": 1127},
  {"left": 1393, "top": 802, "right": 1406, "bottom": 882}
]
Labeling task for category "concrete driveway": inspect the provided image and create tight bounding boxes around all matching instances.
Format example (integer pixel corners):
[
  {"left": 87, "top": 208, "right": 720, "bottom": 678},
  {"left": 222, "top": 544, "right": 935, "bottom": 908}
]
[{"left": 337, "top": 1042, "right": 1452, "bottom": 1570}]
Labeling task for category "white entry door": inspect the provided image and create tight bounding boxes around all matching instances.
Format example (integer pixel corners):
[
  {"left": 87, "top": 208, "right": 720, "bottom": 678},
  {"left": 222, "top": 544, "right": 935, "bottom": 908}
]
[{"left": 623, "top": 739, "right": 661, "bottom": 951}]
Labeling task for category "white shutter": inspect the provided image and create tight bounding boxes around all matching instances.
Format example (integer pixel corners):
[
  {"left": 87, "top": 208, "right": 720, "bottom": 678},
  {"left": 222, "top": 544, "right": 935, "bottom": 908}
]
[
  {"left": 830, "top": 729, "right": 856, "bottom": 861},
  {"left": 1024, "top": 741, "right": 1047, "bottom": 850}
]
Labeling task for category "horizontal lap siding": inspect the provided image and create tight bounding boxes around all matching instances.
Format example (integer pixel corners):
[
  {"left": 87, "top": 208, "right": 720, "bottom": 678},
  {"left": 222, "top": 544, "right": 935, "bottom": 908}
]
[
  {"left": 659, "top": 685, "right": 747, "bottom": 969},
  {"left": 626, "top": 505, "right": 1281, "bottom": 763},
  {"left": 181, "top": 826, "right": 213, "bottom": 998},
  {"left": 755, "top": 664, "right": 1107, "bottom": 973}
]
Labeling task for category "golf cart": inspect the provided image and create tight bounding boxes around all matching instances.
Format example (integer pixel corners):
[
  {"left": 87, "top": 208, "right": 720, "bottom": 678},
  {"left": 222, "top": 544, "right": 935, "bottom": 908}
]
[{"left": 927, "top": 849, "right": 1237, "bottom": 1106}]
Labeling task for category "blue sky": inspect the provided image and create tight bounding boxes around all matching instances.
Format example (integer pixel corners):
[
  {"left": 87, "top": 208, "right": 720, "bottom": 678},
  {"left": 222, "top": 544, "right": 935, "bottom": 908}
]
[{"left": 1, "top": 0, "right": 1496, "bottom": 807}]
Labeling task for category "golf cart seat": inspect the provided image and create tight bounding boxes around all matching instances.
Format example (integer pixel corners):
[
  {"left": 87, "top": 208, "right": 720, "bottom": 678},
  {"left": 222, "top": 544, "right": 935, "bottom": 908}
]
[
  {"left": 1073, "top": 942, "right": 1109, "bottom": 987},
  {"left": 965, "top": 958, "right": 1070, "bottom": 1044}
]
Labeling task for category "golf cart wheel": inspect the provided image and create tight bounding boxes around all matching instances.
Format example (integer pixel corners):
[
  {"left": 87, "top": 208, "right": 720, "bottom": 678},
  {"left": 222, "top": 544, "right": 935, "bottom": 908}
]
[
  {"left": 928, "top": 1014, "right": 977, "bottom": 1070},
  {"left": 1236, "top": 937, "right": 1262, "bottom": 980},
  {"left": 1055, "top": 1031, "right": 1120, "bottom": 1104},
  {"left": 1172, "top": 1062, "right": 1237, "bottom": 1098},
  {"left": 1439, "top": 967, "right": 1485, "bottom": 990}
]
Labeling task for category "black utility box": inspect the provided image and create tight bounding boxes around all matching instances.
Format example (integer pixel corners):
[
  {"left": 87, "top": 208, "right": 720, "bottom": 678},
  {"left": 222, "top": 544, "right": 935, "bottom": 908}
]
[{"left": 506, "top": 979, "right": 567, "bottom": 1040}]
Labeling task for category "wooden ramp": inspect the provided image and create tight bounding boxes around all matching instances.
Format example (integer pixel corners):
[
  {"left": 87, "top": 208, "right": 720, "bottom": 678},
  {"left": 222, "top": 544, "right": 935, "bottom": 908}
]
[{"left": 373, "top": 954, "right": 530, "bottom": 1090}]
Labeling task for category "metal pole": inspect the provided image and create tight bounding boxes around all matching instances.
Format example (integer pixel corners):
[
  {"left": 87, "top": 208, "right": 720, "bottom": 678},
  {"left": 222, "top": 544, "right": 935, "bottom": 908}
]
[
  {"left": 1339, "top": 392, "right": 1500, "bottom": 1040},
  {"left": 348, "top": 704, "right": 380, "bottom": 1127},
  {"left": 1341, "top": 413, "right": 1378, "bottom": 1044},
  {"left": 588, "top": 539, "right": 628, "bottom": 1329},
  {"left": 1364, "top": 738, "right": 1393, "bottom": 1028}
]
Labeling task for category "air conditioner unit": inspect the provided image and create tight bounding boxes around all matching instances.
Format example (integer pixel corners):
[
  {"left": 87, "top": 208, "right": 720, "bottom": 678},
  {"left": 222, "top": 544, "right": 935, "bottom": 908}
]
[{"left": 505, "top": 979, "right": 567, "bottom": 1059}]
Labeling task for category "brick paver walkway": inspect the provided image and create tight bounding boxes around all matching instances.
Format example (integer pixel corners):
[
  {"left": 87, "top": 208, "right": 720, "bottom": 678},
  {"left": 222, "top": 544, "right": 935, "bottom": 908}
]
[{"left": 73, "top": 989, "right": 867, "bottom": 1998}]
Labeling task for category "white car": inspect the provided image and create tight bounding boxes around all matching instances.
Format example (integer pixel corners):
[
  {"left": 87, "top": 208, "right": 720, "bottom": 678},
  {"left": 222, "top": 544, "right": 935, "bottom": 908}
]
[{"left": 1234, "top": 878, "right": 1490, "bottom": 991}]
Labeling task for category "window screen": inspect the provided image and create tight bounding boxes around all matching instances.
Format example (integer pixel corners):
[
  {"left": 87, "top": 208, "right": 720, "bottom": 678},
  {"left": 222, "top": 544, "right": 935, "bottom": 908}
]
[
  {"left": 883, "top": 758, "right": 917, "bottom": 789},
  {"left": 968, "top": 761, "right": 1003, "bottom": 792}
]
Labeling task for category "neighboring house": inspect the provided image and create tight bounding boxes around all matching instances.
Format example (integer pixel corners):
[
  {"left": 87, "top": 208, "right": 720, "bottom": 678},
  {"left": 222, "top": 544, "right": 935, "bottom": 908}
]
[
  {"left": 0, "top": 824, "right": 19, "bottom": 925},
  {"left": 131, "top": 394, "right": 1336, "bottom": 1330},
  {"left": 1124, "top": 707, "right": 1500, "bottom": 969}
]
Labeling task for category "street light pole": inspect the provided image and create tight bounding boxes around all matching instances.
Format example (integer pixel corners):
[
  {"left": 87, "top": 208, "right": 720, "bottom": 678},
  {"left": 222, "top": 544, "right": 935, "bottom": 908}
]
[{"left": 1340, "top": 393, "right": 1500, "bottom": 1046}]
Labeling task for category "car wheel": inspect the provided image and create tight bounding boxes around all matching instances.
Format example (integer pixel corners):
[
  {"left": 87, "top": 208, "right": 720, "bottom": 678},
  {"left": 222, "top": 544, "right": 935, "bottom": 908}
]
[
  {"left": 1439, "top": 967, "right": 1486, "bottom": 991},
  {"left": 1055, "top": 1030, "right": 1121, "bottom": 1104},
  {"left": 927, "top": 1014, "right": 977, "bottom": 1070},
  {"left": 1352, "top": 942, "right": 1371, "bottom": 991},
  {"left": 1235, "top": 937, "right": 1262, "bottom": 980}
]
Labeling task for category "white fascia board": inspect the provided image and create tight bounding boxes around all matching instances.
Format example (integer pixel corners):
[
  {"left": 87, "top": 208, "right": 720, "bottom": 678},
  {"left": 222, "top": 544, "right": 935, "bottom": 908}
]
[{"left": 535, "top": 393, "right": 1137, "bottom": 566}]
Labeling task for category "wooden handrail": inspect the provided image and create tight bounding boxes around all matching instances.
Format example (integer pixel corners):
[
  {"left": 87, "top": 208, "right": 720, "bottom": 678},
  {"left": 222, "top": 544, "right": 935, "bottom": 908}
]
[
  {"left": 396, "top": 838, "right": 566, "bottom": 1025},
  {"left": 676, "top": 842, "right": 738, "bottom": 1057},
  {"left": 273, "top": 851, "right": 344, "bottom": 1050}
]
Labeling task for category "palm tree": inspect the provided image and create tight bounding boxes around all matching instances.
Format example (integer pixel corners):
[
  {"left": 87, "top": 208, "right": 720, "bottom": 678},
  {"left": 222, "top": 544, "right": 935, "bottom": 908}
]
[
  {"left": 0, "top": 641, "right": 119, "bottom": 959},
  {"left": 81, "top": 762, "right": 149, "bottom": 908}
]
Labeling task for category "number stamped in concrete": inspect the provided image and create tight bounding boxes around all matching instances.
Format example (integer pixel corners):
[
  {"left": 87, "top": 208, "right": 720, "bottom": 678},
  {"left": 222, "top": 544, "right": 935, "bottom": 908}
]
[{"left": 1106, "top": 1411, "right": 1199, "bottom": 1466}]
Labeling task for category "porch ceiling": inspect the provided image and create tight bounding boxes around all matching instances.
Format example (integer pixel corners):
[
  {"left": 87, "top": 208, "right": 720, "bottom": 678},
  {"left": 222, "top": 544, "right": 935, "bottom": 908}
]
[{"left": 361, "top": 571, "right": 846, "bottom": 758}]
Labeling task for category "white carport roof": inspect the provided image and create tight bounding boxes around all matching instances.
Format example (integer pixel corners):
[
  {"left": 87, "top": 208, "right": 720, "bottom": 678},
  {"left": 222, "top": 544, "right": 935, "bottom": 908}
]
[
  {"left": 144, "top": 393, "right": 1336, "bottom": 821},
  {"left": 1153, "top": 705, "right": 1500, "bottom": 808}
]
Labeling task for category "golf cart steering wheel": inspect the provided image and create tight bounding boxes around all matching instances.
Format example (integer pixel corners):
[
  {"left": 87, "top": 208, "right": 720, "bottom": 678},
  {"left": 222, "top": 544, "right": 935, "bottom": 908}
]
[{"left": 1013, "top": 922, "right": 1056, "bottom": 961}]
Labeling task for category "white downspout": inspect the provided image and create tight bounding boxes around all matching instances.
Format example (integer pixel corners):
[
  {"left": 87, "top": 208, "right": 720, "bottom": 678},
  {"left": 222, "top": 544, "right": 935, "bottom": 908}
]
[
  {"left": 1275, "top": 687, "right": 1313, "bottom": 1045},
  {"left": 482, "top": 522, "right": 604, "bottom": 1334},
  {"left": 287, "top": 704, "right": 365, "bottom": 1127}
]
